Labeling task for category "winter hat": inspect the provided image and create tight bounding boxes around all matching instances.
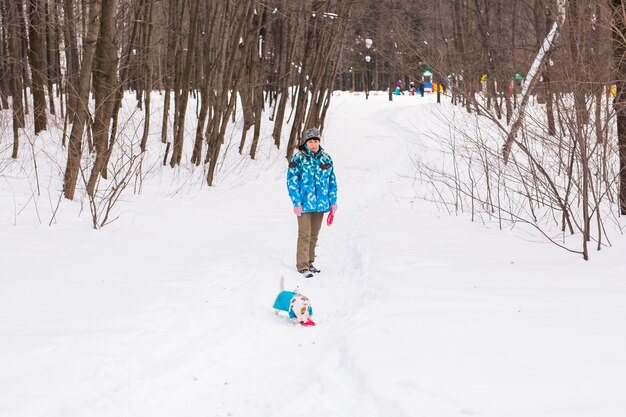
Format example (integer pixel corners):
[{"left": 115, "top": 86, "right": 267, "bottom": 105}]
[{"left": 302, "top": 127, "right": 321, "bottom": 145}]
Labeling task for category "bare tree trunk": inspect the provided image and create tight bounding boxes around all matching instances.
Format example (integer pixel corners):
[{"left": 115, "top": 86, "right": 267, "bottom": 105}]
[
  {"left": 249, "top": 5, "right": 266, "bottom": 160},
  {"left": 451, "top": 0, "right": 468, "bottom": 109},
  {"left": 238, "top": 3, "right": 258, "bottom": 155},
  {"left": 16, "top": 0, "right": 30, "bottom": 118},
  {"left": 473, "top": 0, "right": 500, "bottom": 119},
  {"left": 0, "top": 0, "right": 10, "bottom": 109},
  {"left": 286, "top": 10, "right": 315, "bottom": 158},
  {"left": 0, "top": 3, "right": 10, "bottom": 110},
  {"left": 27, "top": 0, "right": 48, "bottom": 134},
  {"left": 140, "top": 0, "right": 155, "bottom": 152},
  {"left": 567, "top": 0, "right": 589, "bottom": 125},
  {"left": 86, "top": 0, "right": 118, "bottom": 197},
  {"left": 44, "top": 0, "right": 59, "bottom": 116},
  {"left": 191, "top": 0, "right": 219, "bottom": 165},
  {"left": 611, "top": 0, "right": 626, "bottom": 215},
  {"left": 206, "top": 0, "right": 255, "bottom": 185},
  {"left": 503, "top": 1, "right": 566, "bottom": 163},
  {"left": 6, "top": 0, "right": 25, "bottom": 158},
  {"left": 540, "top": 2, "right": 557, "bottom": 135},
  {"left": 239, "top": 55, "right": 254, "bottom": 154},
  {"left": 170, "top": 0, "right": 200, "bottom": 167},
  {"left": 63, "top": 0, "right": 102, "bottom": 200},
  {"left": 591, "top": 1, "right": 604, "bottom": 144},
  {"left": 104, "top": 2, "right": 141, "bottom": 178},
  {"left": 272, "top": 4, "right": 296, "bottom": 148},
  {"left": 161, "top": 0, "right": 180, "bottom": 145},
  {"left": 63, "top": 0, "right": 80, "bottom": 123}
]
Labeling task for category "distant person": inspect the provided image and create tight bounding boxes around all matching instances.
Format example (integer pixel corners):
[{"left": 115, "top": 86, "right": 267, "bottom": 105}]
[
  {"left": 395, "top": 79, "right": 402, "bottom": 95},
  {"left": 410, "top": 81, "right": 415, "bottom": 95},
  {"left": 436, "top": 80, "right": 441, "bottom": 103},
  {"left": 287, "top": 127, "right": 338, "bottom": 278}
]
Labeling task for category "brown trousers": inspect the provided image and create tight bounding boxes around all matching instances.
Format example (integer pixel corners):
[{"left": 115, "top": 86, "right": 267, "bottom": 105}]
[{"left": 296, "top": 212, "right": 324, "bottom": 271}]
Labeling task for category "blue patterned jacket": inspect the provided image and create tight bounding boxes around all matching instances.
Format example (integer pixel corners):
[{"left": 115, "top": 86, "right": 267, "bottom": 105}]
[{"left": 287, "top": 146, "right": 338, "bottom": 213}]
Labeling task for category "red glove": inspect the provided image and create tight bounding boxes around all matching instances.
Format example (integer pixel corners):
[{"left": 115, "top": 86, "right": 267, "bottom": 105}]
[
  {"left": 326, "top": 211, "right": 334, "bottom": 226},
  {"left": 293, "top": 206, "right": 302, "bottom": 216},
  {"left": 301, "top": 318, "right": 316, "bottom": 326}
]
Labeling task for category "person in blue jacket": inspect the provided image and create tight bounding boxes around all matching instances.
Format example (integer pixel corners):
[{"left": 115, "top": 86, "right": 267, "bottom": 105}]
[{"left": 287, "top": 127, "right": 338, "bottom": 278}]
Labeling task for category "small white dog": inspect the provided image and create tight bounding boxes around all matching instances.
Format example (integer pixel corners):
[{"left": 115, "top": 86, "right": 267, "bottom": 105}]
[{"left": 273, "top": 277, "right": 315, "bottom": 326}]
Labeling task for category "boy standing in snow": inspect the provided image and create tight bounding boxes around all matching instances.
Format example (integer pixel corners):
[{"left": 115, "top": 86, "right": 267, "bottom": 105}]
[{"left": 287, "top": 127, "right": 338, "bottom": 278}]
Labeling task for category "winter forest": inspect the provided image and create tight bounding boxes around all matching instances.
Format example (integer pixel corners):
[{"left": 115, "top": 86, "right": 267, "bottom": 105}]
[
  {"left": 1, "top": 0, "right": 626, "bottom": 258},
  {"left": 2, "top": 1, "right": 626, "bottom": 416}
]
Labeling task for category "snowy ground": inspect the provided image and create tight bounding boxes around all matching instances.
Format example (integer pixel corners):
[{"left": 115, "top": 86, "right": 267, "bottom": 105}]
[{"left": 1, "top": 92, "right": 626, "bottom": 417}]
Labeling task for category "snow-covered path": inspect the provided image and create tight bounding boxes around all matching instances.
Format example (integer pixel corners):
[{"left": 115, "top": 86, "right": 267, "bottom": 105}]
[{"left": 2, "top": 92, "right": 626, "bottom": 417}]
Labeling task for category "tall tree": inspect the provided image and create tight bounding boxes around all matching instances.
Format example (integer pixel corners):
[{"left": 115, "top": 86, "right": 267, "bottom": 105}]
[
  {"left": 170, "top": 0, "right": 200, "bottom": 167},
  {"left": 63, "top": 0, "right": 80, "bottom": 123},
  {"left": 86, "top": 0, "right": 118, "bottom": 196},
  {"left": 27, "top": 0, "right": 48, "bottom": 134},
  {"left": 63, "top": 0, "right": 103, "bottom": 200},
  {"left": 611, "top": 0, "right": 626, "bottom": 215},
  {"left": 6, "top": 0, "right": 25, "bottom": 158}
]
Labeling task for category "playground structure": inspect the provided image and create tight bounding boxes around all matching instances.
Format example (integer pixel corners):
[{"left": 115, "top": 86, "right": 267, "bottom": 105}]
[{"left": 422, "top": 68, "right": 433, "bottom": 93}]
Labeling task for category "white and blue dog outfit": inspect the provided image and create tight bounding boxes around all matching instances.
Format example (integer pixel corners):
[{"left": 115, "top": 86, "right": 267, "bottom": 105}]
[{"left": 273, "top": 290, "right": 313, "bottom": 319}]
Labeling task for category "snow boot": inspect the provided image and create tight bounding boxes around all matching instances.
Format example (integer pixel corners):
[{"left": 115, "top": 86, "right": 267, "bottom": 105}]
[{"left": 299, "top": 269, "right": 314, "bottom": 278}]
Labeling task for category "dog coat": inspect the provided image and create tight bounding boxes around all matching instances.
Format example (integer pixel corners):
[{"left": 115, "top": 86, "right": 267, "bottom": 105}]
[{"left": 273, "top": 290, "right": 313, "bottom": 319}]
